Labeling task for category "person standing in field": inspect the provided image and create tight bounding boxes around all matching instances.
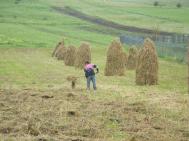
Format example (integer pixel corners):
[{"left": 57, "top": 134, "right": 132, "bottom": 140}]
[{"left": 84, "top": 61, "right": 99, "bottom": 91}]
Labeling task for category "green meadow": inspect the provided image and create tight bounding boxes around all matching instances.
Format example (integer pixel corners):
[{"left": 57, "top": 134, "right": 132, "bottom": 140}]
[{"left": 0, "top": 0, "right": 188, "bottom": 141}]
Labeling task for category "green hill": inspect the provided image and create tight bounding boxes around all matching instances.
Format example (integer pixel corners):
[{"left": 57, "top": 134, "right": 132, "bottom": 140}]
[{"left": 0, "top": 0, "right": 188, "bottom": 141}]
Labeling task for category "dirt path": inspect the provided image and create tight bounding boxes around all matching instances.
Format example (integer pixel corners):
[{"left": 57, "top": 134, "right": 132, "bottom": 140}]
[{"left": 53, "top": 6, "right": 176, "bottom": 36}]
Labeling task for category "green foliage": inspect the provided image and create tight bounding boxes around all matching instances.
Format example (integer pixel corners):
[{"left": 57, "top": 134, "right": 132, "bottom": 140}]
[
  {"left": 154, "top": 1, "right": 159, "bottom": 6},
  {"left": 176, "top": 3, "right": 182, "bottom": 8}
]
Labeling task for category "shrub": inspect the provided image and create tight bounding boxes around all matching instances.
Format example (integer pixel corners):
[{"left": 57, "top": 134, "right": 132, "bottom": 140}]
[
  {"left": 154, "top": 1, "right": 159, "bottom": 6},
  {"left": 176, "top": 3, "right": 182, "bottom": 8}
]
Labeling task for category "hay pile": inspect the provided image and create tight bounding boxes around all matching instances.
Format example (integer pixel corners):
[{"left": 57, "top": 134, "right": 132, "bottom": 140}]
[
  {"left": 64, "top": 45, "right": 76, "bottom": 66},
  {"left": 66, "top": 75, "right": 78, "bottom": 89},
  {"left": 52, "top": 41, "right": 64, "bottom": 57},
  {"left": 56, "top": 46, "right": 67, "bottom": 60},
  {"left": 122, "top": 52, "right": 128, "bottom": 67},
  {"left": 126, "top": 47, "right": 138, "bottom": 70},
  {"left": 74, "top": 42, "right": 91, "bottom": 69},
  {"left": 105, "top": 40, "right": 125, "bottom": 76},
  {"left": 52, "top": 41, "right": 67, "bottom": 60},
  {"left": 136, "top": 38, "right": 158, "bottom": 85}
]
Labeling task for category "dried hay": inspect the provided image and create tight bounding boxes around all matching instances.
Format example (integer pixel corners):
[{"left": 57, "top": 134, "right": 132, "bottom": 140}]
[
  {"left": 53, "top": 42, "right": 66, "bottom": 60},
  {"left": 64, "top": 45, "right": 76, "bottom": 66},
  {"left": 136, "top": 38, "right": 158, "bottom": 85},
  {"left": 66, "top": 75, "right": 78, "bottom": 89},
  {"left": 105, "top": 40, "right": 125, "bottom": 76},
  {"left": 74, "top": 42, "right": 91, "bottom": 69},
  {"left": 57, "top": 49, "right": 66, "bottom": 60},
  {"left": 122, "top": 52, "right": 128, "bottom": 67},
  {"left": 52, "top": 41, "right": 64, "bottom": 57},
  {"left": 126, "top": 47, "right": 138, "bottom": 70}
]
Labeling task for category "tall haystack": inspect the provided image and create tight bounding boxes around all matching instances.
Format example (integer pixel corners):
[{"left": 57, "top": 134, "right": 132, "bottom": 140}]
[
  {"left": 56, "top": 45, "right": 67, "bottom": 60},
  {"left": 52, "top": 41, "right": 64, "bottom": 57},
  {"left": 122, "top": 52, "right": 128, "bottom": 67},
  {"left": 105, "top": 40, "right": 125, "bottom": 76},
  {"left": 64, "top": 45, "right": 76, "bottom": 66},
  {"left": 74, "top": 42, "right": 91, "bottom": 69},
  {"left": 126, "top": 47, "right": 138, "bottom": 70},
  {"left": 136, "top": 38, "right": 158, "bottom": 85}
]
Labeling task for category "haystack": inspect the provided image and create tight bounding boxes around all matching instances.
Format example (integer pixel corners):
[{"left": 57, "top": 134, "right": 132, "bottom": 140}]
[
  {"left": 64, "top": 45, "right": 76, "bottom": 66},
  {"left": 74, "top": 42, "right": 91, "bottom": 69},
  {"left": 104, "top": 40, "right": 125, "bottom": 76},
  {"left": 122, "top": 52, "right": 128, "bottom": 67},
  {"left": 126, "top": 47, "right": 138, "bottom": 70},
  {"left": 136, "top": 38, "right": 158, "bottom": 85},
  {"left": 56, "top": 46, "right": 67, "bottom": 60},
  {"left": 52, "top": 41, "right": 64, "bottom": 57}
]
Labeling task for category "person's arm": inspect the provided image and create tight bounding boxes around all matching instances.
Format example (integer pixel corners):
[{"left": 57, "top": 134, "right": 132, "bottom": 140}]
[{"left": 93, "top": 65, "right": 99, "bottom": 74}]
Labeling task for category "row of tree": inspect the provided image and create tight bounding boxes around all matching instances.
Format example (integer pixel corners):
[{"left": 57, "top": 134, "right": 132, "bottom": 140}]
[{"left": 154, "top": 1, "right": 182, "bottom": 8}]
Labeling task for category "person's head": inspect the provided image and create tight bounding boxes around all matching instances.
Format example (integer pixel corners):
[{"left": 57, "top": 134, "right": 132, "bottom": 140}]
[{"left": 85, "top": 61, "right": 90, "bottom": 65}]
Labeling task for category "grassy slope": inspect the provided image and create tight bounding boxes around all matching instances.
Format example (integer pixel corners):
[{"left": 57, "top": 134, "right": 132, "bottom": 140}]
[
  {"left": 52, "top": 0, "right": 189, "bottom": 33},
  {"left": 0, "top": 0, "right": 188, "bottom": 141}
]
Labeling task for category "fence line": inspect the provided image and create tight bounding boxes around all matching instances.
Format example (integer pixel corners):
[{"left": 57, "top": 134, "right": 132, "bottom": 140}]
[{"left": 120, "top": 33, "right": 189, "bottom": 62}]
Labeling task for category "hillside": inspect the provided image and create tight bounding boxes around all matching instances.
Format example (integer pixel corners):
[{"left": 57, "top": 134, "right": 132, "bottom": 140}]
[{"left": 0, "top": 0, "right": 189, "bottom": 141}]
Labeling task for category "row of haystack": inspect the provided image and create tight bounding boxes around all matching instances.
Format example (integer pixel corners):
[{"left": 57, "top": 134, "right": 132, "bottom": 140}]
[
  {"left": 52, "top": 40, "right": 91, "bottom": 68},
  {"left": 53, "top": 38, "right": 158, "bottom": 86},
  {"left": 104, "top": 38, "right": 158, "bottom": 85}
]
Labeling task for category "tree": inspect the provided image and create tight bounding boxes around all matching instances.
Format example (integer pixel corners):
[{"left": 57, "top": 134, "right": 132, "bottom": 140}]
[
  {"left": 176, "top": 3, "right": 182, "bottom": 8},
  {"left": 154, "top": 1, "right": 159, "bottom": 6}
]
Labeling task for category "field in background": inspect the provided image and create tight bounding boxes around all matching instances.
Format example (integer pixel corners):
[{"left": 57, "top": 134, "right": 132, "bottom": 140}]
[
  {"left": 49, "top": 0, "right": 189, "bottom": 33},
  {"left": 0, "top": 0, "right": 189, "bottom": 141}
]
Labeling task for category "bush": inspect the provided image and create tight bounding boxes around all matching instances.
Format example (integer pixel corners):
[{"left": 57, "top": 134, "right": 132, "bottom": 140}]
[
  {"left": 153, "top": 1, "right": 159, "bottom": 6},
  {"left": 176, "top": 3, "right": 182, "bottom": 8}
]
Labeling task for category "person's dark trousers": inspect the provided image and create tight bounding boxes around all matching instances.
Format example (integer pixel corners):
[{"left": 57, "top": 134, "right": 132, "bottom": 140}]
[{"left": 86, "top": 75, "right": 96, "bottom": 90}]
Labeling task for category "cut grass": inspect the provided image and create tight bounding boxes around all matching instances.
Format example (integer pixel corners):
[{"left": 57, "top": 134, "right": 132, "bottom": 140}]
[{"left": 0, "top": 0, "right": 188, "bottom": 140}]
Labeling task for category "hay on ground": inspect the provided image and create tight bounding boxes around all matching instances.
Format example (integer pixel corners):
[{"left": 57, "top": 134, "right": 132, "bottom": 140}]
[
  {"left": 64, "top": 45, "right": 76, "bottom": 66},
  {"left": 66, "top": 76, "right": 78, "bottom": 89},
  {"left": 105, "top": 40, "right": 125, "bottom": 76},
  {"left": 74, "top": 42, "right": 91, "bottom": 69},
  {"left": 52, "top": 41, "right": 64, "bottom": 57},
  {"left": 126, "top": 47, "right": 138, "bottom": 70},
  {"left": 136, "top": 38, "right": 158, "bottom": 85}
]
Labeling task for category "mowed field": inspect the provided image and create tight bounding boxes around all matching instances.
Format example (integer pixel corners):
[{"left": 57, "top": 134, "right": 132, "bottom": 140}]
[{"left": 0, "top": 0, "right": 189, "bottom": 141}]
